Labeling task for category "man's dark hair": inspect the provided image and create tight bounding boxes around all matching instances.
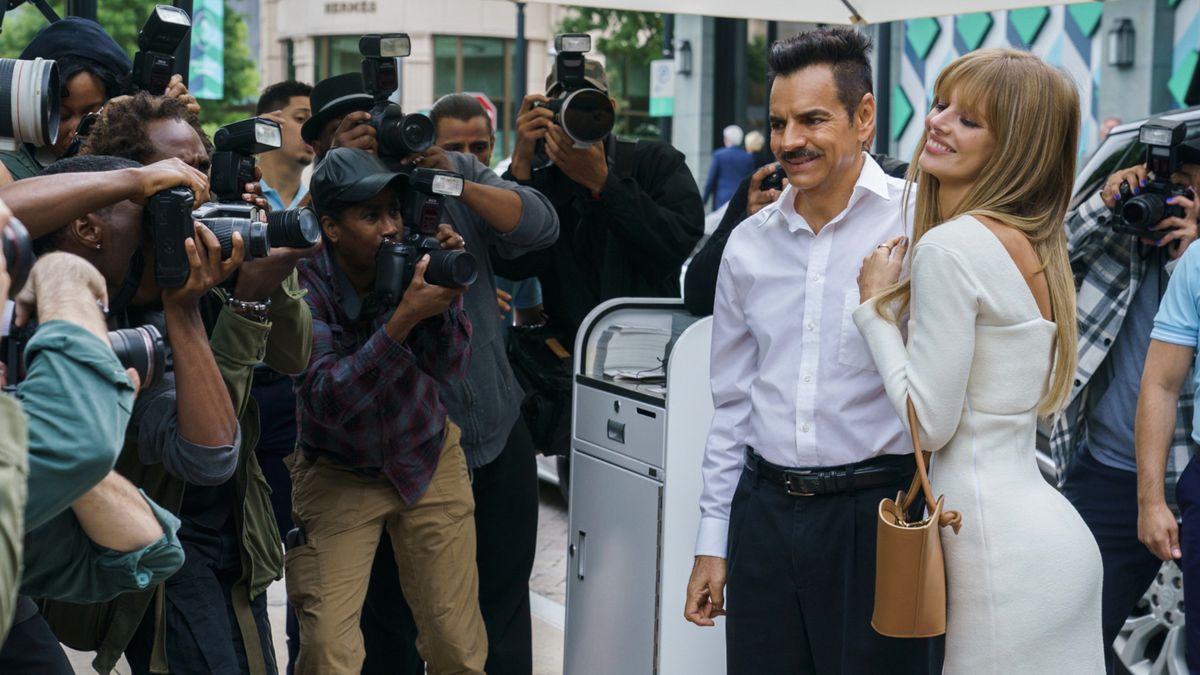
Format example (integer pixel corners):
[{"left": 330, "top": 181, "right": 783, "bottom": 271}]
[
  {"left": 57, "top": 55, "right": 129, "bottom": 101},
  {"left": 256, "top": 80, "right": 313, "bottom": 116},
  {"left": 430, "top": 94, "right": 491, "bottom": 132},
  {"left": 34, "top": 155, "right": 143, "bottom": 255},
  {"left": 767, "top": 28, "right": 874, "bottom": 120},
  {"left": 81, "top": 92, "right": 213, "bottom": 163}
]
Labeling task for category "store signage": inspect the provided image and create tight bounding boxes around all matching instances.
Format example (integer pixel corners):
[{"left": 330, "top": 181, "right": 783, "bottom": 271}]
[
  {"left": 324, "top": 1, "right": 377, "bottom": 14},
  {"left": 649, "top": 59, "right": 675, "bottom": 117}
]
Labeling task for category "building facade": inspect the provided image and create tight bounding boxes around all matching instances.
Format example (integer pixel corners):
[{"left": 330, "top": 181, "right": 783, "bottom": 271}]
[{"left": 259, "top": 0, "right": 571, "bottom": 160}]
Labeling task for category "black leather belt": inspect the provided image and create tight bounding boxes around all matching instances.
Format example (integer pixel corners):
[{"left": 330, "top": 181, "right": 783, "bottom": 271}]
[{"left": 746, "top": 449, "right": 915, "bottom": 497}]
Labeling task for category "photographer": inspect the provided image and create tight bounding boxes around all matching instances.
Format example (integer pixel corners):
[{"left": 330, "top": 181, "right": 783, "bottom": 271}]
[
  {"left": 0, "top": 17, "right": 198, "bottom": 185},
  {"left": 11, "top": 153, "right": 312, "bottom": 674},
  {"left": 290, "top": 147, "right": 485, "bottom": 674},
  {"left": 360, "top": 93, "right": 559, "bottom": 675},
  {"left": 256, "top": 81, "right": 315, "bottom": 210},
  {"left": 1051, "top": 136, "right": 1200, "bottom": 674},
  {"left": 0, "top": 229, "right": 184, "bottom": 670},
  {"left": 500, "top": 55, "right": 703, "bottom": 341},
  {"left": 301, "top": 73, "right": 374, "bottom": 161}
]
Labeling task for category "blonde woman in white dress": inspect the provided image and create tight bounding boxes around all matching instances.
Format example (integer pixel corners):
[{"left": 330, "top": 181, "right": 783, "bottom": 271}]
[{"left": 853, "top": 49, "right": 1104, "bottom": 674}]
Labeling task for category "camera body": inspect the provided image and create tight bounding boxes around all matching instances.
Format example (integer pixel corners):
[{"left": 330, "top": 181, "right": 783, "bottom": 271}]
[
  {"left": 3, "top": 322, "right": 172, "bottom": 392},
  {"left": 191, "top": 201, "right": 270, "bottom": 261},
  {"left": 1112, "top": 118, "right": 1196, "bottom": 238},
  {"left": 358, "top": 34, "right": 435, "bottom": 164},
  {"left": 532, "top": 34, "right": 615, "bottom": 149},
  {"left": 760, "top": 165, "right": 786, "bottom": 192},
  {"left": 374, "top": 231, "right": 478, "bottom": 307},
  {"left": 131, "top": 5, "right": 192, "bottom": 96},
  {"left": 1, "top": 216, "right": 33, "bottom": 299}
]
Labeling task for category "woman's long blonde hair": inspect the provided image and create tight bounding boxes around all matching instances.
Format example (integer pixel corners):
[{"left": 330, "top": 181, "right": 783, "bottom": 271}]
[{"left": 874, "top": 49, "right": 1080, "bottom": 414}]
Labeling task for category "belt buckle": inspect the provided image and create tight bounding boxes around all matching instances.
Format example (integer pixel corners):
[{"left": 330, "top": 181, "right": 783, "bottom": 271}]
[{"left": 784, "top": 471, "right": 816, "bottom": 497}]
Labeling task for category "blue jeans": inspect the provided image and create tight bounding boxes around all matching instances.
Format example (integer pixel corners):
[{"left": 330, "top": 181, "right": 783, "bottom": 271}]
[{"left": 1174, "top": 457, "right": 1200, "bottom": 673}]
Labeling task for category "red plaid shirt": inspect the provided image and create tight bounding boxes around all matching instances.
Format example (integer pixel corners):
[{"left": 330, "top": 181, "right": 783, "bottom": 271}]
[{"left": 294, "top": 247, "right": 471, "bottom": 504}]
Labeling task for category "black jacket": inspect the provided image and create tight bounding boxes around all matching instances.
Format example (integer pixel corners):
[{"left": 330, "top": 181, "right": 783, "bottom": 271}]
[
  {"left": 683, "top": 154, "right": 909, "bottom": 316},
  {"left": 499, "top": 139, "right": 704, "bottom": 339}
]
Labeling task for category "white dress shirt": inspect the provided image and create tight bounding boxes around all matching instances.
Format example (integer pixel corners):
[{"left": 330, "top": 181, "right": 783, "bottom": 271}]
[{"left": 695, "top": 154, "right": 914, "bottom": 558}]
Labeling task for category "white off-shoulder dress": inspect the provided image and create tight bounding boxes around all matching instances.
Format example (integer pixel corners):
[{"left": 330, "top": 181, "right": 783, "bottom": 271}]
[{"left": 853, "top": 215, "right": 1105, "bottom": 674}]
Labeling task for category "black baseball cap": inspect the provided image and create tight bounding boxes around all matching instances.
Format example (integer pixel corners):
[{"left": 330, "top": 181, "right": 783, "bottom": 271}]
[
  {"left": 310, "top": 148, "right": 405, "bottom": 217},
  {"left": 301, "top": 73, "right": 374, "bottom": 144}
]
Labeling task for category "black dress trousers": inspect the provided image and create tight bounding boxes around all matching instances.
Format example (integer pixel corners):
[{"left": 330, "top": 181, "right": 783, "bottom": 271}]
[{"left": 724, "top": 459, "right": 941, "bottom": 675}]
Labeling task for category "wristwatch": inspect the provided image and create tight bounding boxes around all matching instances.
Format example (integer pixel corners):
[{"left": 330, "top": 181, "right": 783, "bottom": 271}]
[{"left": 226, "top": 296, "right": 272, "bottom": 323}]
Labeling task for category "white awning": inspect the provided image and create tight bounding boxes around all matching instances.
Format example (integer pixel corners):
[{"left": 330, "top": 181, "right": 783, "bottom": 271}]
[{"left": 523, "top": 0, "right": 1096, "bottom": 25}]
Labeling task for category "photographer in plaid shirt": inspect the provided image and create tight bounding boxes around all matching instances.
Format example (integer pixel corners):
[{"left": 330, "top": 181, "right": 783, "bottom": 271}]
[
  {"left": 289, "top": 148, "right": 486, "bottom": 674},
  {"left": 1051, "top": 148, "right": 1200, "bottom": 674}
]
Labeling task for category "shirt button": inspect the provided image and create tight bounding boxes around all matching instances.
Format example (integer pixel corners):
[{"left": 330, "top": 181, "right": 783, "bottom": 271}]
[
  {"left": 801, "top": 424, "right": 811, "bottom": 433},
  {"left": 804, "top": 374, "right": 812, "bottom": 382},
  {"left": 807, "top": 322, "right": 815, "bottom": 331}
]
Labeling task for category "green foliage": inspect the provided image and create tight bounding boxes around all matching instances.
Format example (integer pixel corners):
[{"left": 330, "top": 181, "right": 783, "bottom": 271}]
[{"left": 0, "top": 0, "right": 258, "bottom": 136}]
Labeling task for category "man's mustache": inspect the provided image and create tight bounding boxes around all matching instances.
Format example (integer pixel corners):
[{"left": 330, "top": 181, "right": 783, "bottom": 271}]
[{"left": 779, "top": 148, "right": 820, "bottom": 163}]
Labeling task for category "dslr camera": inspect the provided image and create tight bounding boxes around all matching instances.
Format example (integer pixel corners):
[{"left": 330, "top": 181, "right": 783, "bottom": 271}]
[
  {"left": 359, "top": 34, "right": 436, "bottom": 166},
  {"left": 3, "top": 322, "right": 172, "bottom": 392},
  {"left": 131, "top": 5, "right": 192, "bottom": 96},
  {"left": 0, "top": 57, "right": 59, "bottom": 153},
  {"left": 1112, "top": 118, "right": 1197, "bottom": 238},
  {"left": 533, "top": 34, "right": 615, "bottom": 148},
  {"left": 375, "top": 168, "right": 478, "bottom": 306},
  {"left": 146, "top": 117, "right": 322, "bottom": 287}
]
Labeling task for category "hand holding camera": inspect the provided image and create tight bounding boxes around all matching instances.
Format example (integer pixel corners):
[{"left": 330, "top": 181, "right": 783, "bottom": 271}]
[
  {"left": 1107, "top": 118, "right": 1199, "bottom": 258},
  {"left": 129, "top": 158, "right": 210, "bottom": 207},
  {"left": 330, "top": 111, "right": 378, "bottom": 155},
  {"left": 511, "top": 94, "right": 555, "bottom": 180},
  {"left": 544, "top": 124, "right": 608, "bottom": 194},
  {"left": 13, "top": 252, "right": 109, "bottom": 344},
  {"left": 750, "top": 163, "right": 785, "bottom": 216},
  {"left": 233, "top": 238, "right": 323, "bottom": 303},
  {"left": 161, "top": 222, "right": 244, "bottom": 310}
]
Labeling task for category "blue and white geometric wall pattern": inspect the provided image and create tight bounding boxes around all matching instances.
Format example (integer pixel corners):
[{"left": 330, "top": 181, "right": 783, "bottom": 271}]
[{"left": 895, "top": 3, "right": 1105, "bottom": 164}]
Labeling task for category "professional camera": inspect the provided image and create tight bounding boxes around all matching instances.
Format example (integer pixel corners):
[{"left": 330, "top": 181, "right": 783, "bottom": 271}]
[
  {"left": 1112, "top": 118, "right": 1197, "bottom": 238},
  {"left": 3, "top": 322, "right": 172, "bottom": 391},
  {"left": 358, "top": 34, "right": 435, "bottom": 164},
  {"left": 131, "top": 5, "right": 192, "bottom": 96},
  {"left": 375, "top": 168, "right": 477, "bottom": 305},
  {"left": 1, "top": 216, "right": 33, "bottom": 299},
  {"left": 0, "top": 57, "right": 58, "bottom": 152},
  {"left": 533, "top": 34, "right": 615, "bottom": 148}
]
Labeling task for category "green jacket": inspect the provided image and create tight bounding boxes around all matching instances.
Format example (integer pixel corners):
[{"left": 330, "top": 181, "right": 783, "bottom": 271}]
[
  {"left": 0, "top": 144, "right": 50, "bottom": 182},
  {"left": 0, "top": 397, "right": 26, "bottom": 644},
  {"left": 41, "top": 274, "right": 311, "bottom": 674}
]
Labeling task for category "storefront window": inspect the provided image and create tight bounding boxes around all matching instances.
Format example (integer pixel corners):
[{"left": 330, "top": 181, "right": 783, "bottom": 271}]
[
  {"left": 433, "top": 35, "right": 515, "bottom": 163},
  {"left": 314, "top": 35, "right": 366, "bottom": 82}
]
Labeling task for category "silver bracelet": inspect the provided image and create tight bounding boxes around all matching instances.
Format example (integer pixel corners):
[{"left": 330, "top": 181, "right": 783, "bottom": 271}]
[{"left": 226, "top": 296, "right": 272, "bottom": 323}]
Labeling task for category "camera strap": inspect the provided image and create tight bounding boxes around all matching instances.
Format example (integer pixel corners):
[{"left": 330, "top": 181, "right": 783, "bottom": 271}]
[
  {"left": 610, "top": 136, "right": 638, "bottom": 180},
  {"left": 111, "top": 245, "right": 146, "bottom": 316}
]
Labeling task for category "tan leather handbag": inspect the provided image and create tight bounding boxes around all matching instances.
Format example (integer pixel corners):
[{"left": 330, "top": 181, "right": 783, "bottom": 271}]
[{"left": 871, "top": 399, "right": 963, "bottom": 638}]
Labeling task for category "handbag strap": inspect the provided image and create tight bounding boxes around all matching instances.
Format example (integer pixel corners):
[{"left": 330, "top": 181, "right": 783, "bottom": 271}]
[{"left": 898, "top": 398, "right": 963, "bottom": 533}]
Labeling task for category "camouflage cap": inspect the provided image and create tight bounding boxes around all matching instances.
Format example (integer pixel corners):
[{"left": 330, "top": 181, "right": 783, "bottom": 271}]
[{"left": 545, "top": 57, "right": 609, "bottom": 96}]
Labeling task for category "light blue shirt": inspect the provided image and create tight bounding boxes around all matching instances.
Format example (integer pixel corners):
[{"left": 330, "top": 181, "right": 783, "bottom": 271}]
[
  {"left": 260, "top": 177, "right": 308, "bottom": 212},
  {"left": 1152, "top": 244, "right": 1200, "bottom": 444}
]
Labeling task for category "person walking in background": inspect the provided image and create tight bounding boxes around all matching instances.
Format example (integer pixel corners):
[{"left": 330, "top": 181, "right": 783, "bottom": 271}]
[
  {"left": 702, "top": 125, "right": 755, "bottom": 210},
  {"left": 744, "top": 130, "right": 774, "bottom": 169},
  {"left": 854, "top": 49, "right": 1104, "bottom": 673}
]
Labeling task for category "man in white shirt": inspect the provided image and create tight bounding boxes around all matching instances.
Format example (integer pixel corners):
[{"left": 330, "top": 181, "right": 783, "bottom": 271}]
[{"left": 684, "top": 28, "right": 935, "bottom": 674}]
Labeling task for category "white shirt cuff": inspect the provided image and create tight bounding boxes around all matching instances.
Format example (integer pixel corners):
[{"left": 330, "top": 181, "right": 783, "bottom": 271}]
[{"left": 695, "top": 515, "right": 730, "bottom": 558}]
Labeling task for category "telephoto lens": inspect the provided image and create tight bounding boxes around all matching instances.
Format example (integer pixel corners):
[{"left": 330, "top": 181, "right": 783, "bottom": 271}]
[
  {"left": 423, "top": 249, "right": 478, "bottom": 288},
  {"left": 1, "top": 216, "right": 33, "bottom": 298},
  {"left": 205, "top": 217, "right": 270, "bottom": 260},
  {"left": 108, "top": 324, "right": 172, "bottom": 390},
  {"left": 267, "top": 208, "right": 321, "bottom": 249},
  {"left": 556, "top": 89, "right": 615, "bottom": 145},
  {"left": 0, "top": 58, "right": 59, "bottom": 152}
]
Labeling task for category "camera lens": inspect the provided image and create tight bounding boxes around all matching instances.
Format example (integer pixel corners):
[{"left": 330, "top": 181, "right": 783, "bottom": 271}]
[
  {"left": 205, "top": 217, "right": 270, "bottom": 260},
  {"left": 0, "top": 58, "right": 59, "bottom": 149},
  {"left": 559, "top": 89, "right": 615, "bottom": 145},
  {"left": 267, "top": 208, "right": 321, "bottom": 249},
  {"left": 108, "top": 324, "right": 172, "bottom": 390},
  {"left": 2, "top": 217, "right": 33, "bottom": 299},
  {"left": 1120, "top": 194, "right": 1164, "bottom": 232},
  {"left": 377, "top": 107, "right": 435, "bottom": 156},
  {"left": 423, "top": 249, "right": 478, "bottom": 288}
]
